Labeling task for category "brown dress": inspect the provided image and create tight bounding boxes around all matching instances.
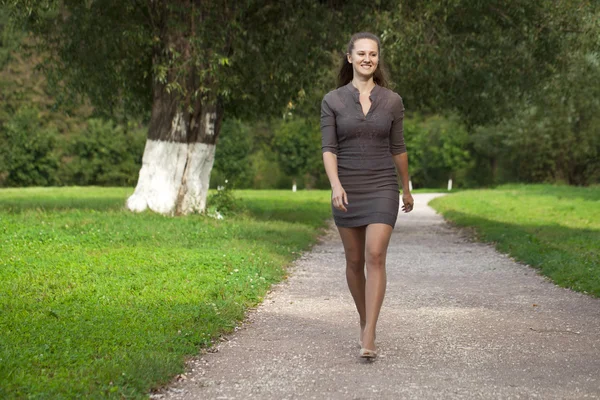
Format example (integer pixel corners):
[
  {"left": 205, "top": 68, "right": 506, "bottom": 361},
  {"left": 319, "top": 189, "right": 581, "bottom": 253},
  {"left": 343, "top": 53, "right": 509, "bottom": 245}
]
[{"left": 321, "top": 82, "right": 406, "bottom": 228}]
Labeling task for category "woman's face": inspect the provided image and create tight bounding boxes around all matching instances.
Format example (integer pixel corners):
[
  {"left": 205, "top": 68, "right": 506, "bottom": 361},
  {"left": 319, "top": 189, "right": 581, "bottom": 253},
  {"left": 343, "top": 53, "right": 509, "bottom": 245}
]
[{"left": 347, "top": 38, "right": 379, "bottom": 79}]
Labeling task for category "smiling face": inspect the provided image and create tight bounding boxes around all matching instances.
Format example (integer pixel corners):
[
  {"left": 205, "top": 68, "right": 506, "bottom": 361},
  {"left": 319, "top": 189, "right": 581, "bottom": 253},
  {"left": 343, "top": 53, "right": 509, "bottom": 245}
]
[{"left": 347, "top": 38, "right": 379, "bottom": 79}]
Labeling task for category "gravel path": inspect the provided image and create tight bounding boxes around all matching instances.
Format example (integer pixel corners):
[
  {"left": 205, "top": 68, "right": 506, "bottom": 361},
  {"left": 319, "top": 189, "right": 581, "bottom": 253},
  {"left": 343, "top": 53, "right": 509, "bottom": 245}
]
[{"left": 157, "top": 193, "right": 600, "bottom": 400}]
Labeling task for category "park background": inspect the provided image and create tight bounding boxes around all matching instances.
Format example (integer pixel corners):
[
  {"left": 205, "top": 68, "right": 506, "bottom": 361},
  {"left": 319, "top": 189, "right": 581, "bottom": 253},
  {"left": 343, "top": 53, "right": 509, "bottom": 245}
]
[
  {"left": 1, "top": 3, "right": 598, "bottom": 190},
  {"left": 0, "top": 1, "right": 599, "bottom": 399}
]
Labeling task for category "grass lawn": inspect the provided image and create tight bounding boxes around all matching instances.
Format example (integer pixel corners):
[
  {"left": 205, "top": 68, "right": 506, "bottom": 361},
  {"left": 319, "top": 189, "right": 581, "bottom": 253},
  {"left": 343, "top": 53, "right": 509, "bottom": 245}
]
[
  {"left": 429, "top": 184, "right": 600, "bottom": 297},
  {"left": 410, "top": 188, "right": 459, "bottom": 194},
  {"left": 0, "top": 187, "right": 331, "bottom": 399}
]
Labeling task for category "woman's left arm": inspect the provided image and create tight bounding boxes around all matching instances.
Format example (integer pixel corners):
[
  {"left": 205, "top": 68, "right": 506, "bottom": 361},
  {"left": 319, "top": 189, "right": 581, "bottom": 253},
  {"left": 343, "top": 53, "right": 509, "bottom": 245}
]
[
  {"left": 390, "top": 94, "right": 414, "bottom": 213},
  {"left": 392, "top": 153, "right": 410, "bottom": 193},
  {"left": 392, "top": 153, "right": 413, "bottom": 213}
]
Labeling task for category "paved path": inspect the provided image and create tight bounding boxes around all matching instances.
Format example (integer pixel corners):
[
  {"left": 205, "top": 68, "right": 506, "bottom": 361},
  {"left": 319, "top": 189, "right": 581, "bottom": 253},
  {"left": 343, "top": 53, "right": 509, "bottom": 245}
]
[{"left": 158, "top": 193, "right": 600, "bottom": 399}]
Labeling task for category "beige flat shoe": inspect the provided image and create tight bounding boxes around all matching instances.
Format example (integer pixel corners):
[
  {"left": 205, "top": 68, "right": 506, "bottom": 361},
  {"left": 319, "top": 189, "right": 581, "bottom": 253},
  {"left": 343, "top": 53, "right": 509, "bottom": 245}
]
[{"left": 359, "top": 348, "right": 378, "bottom": 359}]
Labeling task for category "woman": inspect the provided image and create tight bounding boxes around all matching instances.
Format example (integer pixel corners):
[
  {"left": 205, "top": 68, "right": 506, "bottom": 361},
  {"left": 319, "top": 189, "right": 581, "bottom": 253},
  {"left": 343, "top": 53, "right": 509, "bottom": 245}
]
[{"left": 320, "top": 32, "right": 414, "bottom": 359}]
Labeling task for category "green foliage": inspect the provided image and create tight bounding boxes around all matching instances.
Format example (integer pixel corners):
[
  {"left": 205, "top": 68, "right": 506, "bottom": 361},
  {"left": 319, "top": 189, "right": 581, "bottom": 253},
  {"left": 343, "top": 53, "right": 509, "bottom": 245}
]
[
  {"left": 62, "top": 119, "right": 146, "bottom": 186},
  {"left": 377, "top": 1, "right": 599, "bottom": 187},
  {"left": 470, "top": 10, "right": 600, "bottom": 186},
  {"left": 17, "top": 1, "right": 154, "bottom": 119},
  {"left": 0, "top": 6, "right": 21, "bottom": 69},
  {"left": 3, "top": 1, "right": 365, "bottom": 122},
  {"left": 379, "top": 1, "right": 587, "bottom": 126},
  {"left": 0, "top": 10, "right": 93, "bottom": 139},
  {"left": 3, "top": 1, "right": 599, "bottom": 190},
  {"left": 206, "top": 184, "right": 243, "bottom": 217},
  {"left": 0, "top": 106, "right": 60, "bottom": 186},
  {"left": 404, "top": 113, "right": 472, "bottom": 188},
  {"left": 0, "top": 111, "right": 147, "bottom": 188},
  {"left": 271, "top": 116, "right": 321, "bottom": 180},
  {"left": 430, "top": 184, "right": 600, "bottom": 297},
  {"left": 0, "top": 13, "right": 146, "bottom": 188},
  {"left": 3, "top": 1, "right": 387, "bottom": 193},
  {"left": 212, "top": 118, "right": 252, "bottom": 188},
  {"left": 0, "top": 186, "right": 331, "bottom": 398},
  {"left": 247, "top": 149, "right": 291, "bottom": 189},
  {"left": 212, "top": 117, "right": 327, "bottom": 190}
]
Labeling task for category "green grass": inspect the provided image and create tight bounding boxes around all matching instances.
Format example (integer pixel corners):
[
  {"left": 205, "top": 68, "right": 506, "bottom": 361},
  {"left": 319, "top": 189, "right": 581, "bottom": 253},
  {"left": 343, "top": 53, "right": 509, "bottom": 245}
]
[
  {"left": 429, "top": 184, "right": 600, "bottom": 297},
  {"left": 0, "top": 187, "right": 331, "bottom": 399}
]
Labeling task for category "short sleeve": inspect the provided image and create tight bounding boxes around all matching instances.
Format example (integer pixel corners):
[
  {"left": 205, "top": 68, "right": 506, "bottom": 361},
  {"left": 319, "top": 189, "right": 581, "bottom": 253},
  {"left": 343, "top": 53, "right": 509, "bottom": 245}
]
[
  {"left": 320, "top": 95, "right": 338, "bottom": 155},
  {"left": 390, "top": 94, "right": 407, "bottom": 155}
]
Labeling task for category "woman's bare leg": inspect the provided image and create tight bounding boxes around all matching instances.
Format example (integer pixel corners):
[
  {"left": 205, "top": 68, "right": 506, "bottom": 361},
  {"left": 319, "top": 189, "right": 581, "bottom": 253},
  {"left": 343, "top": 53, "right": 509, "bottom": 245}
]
[
  {"left": 337, "top": 226, "right": 367, "bottom": 343},
  {"left": 362, "top": 223, "right": 394, "bottom": 351}
]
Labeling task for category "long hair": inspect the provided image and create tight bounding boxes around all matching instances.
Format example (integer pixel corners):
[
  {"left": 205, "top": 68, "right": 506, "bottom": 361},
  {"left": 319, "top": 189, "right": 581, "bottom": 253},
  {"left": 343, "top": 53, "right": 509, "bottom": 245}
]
[{"left": 337, "top": 32, "right": 390, "bottom": 88}]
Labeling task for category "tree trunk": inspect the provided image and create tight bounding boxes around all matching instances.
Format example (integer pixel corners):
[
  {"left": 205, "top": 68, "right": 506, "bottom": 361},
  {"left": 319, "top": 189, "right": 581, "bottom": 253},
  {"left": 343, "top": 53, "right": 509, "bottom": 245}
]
[
  {"left": 126, "top": 81, "right": 222, "bottom": 215},
  {"left": 490, "top": 157, "right": 498, "bottom": 183}
]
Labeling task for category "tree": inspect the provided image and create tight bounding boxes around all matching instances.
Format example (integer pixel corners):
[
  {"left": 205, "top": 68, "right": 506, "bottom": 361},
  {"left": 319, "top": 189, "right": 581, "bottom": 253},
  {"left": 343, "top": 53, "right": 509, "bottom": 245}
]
[
  {"left": 271, "top": 116, "right": 321, "bottom": 190},
  {"left": 465, "top": 4, "right": 600, "bottom": 185},
  {"left": 404, "top": 114, "right": 472, "bottom": 188},
  {"left": 211, "top": 118, "right": 252, "bottom": 188},
  {"left": 374, "top": 1, "right": 598, "bottom": 186},
  {"left": 4, "top": 0, "right": 359, "bottom": 214},
  {"left": 377, "top": 0, "right": 591, "bottom": 127}
]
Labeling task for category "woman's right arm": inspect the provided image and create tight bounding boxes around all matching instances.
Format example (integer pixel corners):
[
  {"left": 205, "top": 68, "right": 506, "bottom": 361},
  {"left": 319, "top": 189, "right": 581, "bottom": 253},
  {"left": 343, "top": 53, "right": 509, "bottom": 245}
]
[
  {"left": 322, "top": 152, "right": 347, "bottom": 212},
  {"left": 321, "top": 95, "right": 348, "bottom": 212}
]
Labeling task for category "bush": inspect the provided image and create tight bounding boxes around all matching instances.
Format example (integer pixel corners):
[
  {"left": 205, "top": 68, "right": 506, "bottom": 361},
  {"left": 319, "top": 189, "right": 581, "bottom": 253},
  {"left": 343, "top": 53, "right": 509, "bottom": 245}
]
[
  {"left": 0, "top": 107, "right": 60, "bottom": 187},
  {"left": 271, "top": 116, "right": 321, "bottom": 182},
  {"left": 206, "top": 183, "right": 243, "bottom": 217},
  {"left": 212, "top": 118, "right": 252, "bottom": 188},
  {"left": 62, "top": 119, "right": 146, "bottom": 186},
  {"left": 404, "top": 113, "right": 473, "bottom": 189}
]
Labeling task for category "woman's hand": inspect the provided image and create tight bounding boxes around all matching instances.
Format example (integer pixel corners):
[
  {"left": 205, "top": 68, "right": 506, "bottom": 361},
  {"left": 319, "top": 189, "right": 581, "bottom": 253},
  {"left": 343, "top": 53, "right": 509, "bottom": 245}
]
[
  {"left": 332, "top": 185, "right": 348, "bottom": 212},
  {"left": 401, "top": 192, "right": 414, "bottom": 213}
]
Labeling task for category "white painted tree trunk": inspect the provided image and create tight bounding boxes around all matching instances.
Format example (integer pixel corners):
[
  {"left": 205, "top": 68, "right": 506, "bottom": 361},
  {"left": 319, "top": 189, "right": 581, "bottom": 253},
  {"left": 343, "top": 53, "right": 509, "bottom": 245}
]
[
  {"left": 126, "top": 140, "right": 215, "bottom": 215},
  {"left": 447, "top": 178, "right": 453, "bottom": 191},
  {"left": 126, "top": 111, "right": 217, "bottom": 215}
]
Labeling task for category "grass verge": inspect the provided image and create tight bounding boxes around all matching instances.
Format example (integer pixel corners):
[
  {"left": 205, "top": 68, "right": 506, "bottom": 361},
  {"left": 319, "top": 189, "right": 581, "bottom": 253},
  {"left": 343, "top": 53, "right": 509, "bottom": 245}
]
[
  {"left": 429, "top": 184, "right": 600, "bottom": 297},
  {"left": 0, "top": 187, "right": 331, "bottom": 399}
]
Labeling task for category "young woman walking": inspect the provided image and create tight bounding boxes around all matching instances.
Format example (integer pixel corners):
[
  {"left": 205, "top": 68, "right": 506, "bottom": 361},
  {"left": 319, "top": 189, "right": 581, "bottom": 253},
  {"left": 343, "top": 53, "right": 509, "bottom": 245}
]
[{"left": 320, "top": 32, "right": 414, "bottom": 359}]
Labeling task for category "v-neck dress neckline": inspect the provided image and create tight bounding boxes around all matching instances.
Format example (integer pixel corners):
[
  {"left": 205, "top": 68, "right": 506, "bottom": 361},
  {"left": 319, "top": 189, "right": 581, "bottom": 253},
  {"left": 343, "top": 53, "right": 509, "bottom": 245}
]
[{"left": 346, "top": 82, "right": 380, "bottom": 119}]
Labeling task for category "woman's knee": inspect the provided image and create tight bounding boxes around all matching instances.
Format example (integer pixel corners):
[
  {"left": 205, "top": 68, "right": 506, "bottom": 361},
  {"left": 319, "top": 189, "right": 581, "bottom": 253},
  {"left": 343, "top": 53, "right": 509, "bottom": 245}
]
[
  {"left": 366, "top": 248, "right": 386, "bottom": 268},
  {"left": 345, "top": 251, "right": 365, "bottom": 270},
  {"left": 364, "top": 224, "right": 393, "bottom": 269}
]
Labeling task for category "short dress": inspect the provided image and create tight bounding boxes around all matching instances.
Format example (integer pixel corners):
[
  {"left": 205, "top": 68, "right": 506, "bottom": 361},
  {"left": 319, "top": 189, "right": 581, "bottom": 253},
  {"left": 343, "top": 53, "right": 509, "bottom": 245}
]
[{"left": 320, "top": 82, "right": 406, "bottom": 228}]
